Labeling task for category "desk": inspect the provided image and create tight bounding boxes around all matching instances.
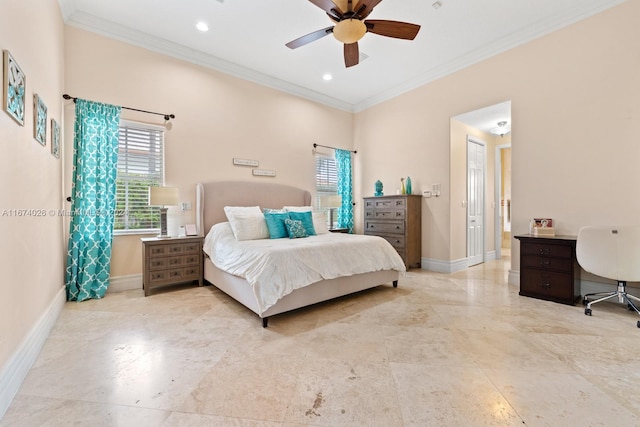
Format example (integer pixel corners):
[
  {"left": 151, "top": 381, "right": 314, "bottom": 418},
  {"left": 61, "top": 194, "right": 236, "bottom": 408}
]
[{"left": 515, "top": 234, "right": 581, "bottom": 305}]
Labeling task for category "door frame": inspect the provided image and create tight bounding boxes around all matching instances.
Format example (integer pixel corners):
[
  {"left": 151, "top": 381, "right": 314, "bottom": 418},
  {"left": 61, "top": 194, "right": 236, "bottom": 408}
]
[
  {"left": 494, "top": 143, "right": 511, "bottom": 260},
  {"left": 467, "top": 136, "right": 487, "bottom": 266}
]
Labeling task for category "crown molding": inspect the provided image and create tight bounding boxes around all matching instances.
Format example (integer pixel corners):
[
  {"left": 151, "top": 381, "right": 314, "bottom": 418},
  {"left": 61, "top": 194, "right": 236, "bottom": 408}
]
[{"left": 58, "top": 0, "right": 627, "bottom": 114}]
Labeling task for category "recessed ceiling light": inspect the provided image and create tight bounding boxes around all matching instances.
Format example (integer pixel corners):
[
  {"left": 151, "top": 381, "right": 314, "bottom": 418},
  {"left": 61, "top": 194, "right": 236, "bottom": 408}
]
[
  {"left": 196, "top": 21, "right": 209, "bottom": 32},
  {"left": 323, "top": 73, "right": 332, "bottom": 81}
]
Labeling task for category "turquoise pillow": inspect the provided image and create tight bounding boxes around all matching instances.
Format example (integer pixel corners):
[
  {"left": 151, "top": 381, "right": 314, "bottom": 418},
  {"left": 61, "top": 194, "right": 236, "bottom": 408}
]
[
  {"left": 263, "top": 212, "right": 290, "bottom": 239},
  {"left": 288, "top": 211, "right": 316, "bottom": 236},
  {"left": 284, "top": 218, "right": 308, "bottom": 239}
]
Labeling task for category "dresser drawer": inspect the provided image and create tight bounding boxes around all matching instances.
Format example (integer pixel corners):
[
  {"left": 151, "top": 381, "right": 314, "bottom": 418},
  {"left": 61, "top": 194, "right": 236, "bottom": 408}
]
[
  {"left": 379, "top": 235, "right": 405, "bottom": 249},
  {"left": 521, "top": 242, "right": 572, "bottom": 258},
  {"left": 365, "top": 209, "right": 405, "bottom": 220},
  {"left": 365, "top": 198, "right": 406, "bottom": 210},
  {"left": 365, "top": 220, "right": 404, "bottom": 234},
  {"left": 522, "top": 254, "right": 573, "bottom": 272},
  {"left": 520, "top": 268, "right": 575, "bottom": 301}
]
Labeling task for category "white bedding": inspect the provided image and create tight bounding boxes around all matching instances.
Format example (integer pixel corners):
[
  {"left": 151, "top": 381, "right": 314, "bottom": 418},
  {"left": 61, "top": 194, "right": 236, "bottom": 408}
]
[{"left": 203, "top": 222, "right": 406, "bottom": 314}]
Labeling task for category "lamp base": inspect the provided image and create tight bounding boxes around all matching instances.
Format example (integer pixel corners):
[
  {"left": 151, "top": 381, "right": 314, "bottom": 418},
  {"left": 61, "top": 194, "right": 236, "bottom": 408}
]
[{"left": 157, "top": 208, "right": 170, "bottom": 239}]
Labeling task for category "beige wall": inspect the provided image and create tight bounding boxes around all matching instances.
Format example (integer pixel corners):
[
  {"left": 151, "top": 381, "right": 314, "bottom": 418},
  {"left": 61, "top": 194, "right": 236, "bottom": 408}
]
[
  {"left": 63, "top": 27, "right": 355, "bottom": 277},
  {"left": 355, "top": 0, "right": 640, "bottom": 272},
  {"left": 3, "top": 0, "right": 639, "bottom": 396},
  {"left": 0, "top": 2, "right": 65, "bottom": 371}
]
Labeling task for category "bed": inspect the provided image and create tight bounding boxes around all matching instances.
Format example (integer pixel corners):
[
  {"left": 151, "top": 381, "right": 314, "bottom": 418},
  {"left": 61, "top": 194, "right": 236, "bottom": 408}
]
[{"left": 196, "top": 181, "right": 405, "bottom": 327}]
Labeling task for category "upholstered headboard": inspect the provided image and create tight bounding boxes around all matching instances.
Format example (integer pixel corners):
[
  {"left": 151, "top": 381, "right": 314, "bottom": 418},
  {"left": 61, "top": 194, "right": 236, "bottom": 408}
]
[{"left": 196, "top": 181, "right": 312, "bottom": 235}]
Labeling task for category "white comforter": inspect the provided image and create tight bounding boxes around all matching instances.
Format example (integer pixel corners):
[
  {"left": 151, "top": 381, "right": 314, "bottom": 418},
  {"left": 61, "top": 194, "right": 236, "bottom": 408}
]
[{"left": 203, "top": 222, "right": 406, "bottom": 314}]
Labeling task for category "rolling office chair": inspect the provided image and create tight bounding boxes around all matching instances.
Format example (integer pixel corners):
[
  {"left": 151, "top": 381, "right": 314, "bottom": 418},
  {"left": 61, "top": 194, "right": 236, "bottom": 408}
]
[{"left": 576, "top": 226, "right": 640, "bottom": 328}]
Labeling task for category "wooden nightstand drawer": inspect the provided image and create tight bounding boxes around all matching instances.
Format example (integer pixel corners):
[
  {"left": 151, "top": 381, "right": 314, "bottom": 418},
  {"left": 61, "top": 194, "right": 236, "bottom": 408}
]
[
  {"left": 365, "top": 209, "right": 406, "bottom": 220},
  {"left": 365, "top": 198, "right": 406, "bottom": 210},
  {"left": 521, "top": 242, "right": 572, "bottom": 258},
  {"left": 520, "top": 268, "right": 574, "bottom": 302},
  {"left": 522, "top": 254, "right": 573, "bottom": 272}
]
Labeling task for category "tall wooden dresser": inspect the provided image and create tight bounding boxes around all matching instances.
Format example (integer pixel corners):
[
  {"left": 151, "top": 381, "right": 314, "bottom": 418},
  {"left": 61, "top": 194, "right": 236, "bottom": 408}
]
[{"left": 364, "top": 195, "right": 422, "bottom": 268}]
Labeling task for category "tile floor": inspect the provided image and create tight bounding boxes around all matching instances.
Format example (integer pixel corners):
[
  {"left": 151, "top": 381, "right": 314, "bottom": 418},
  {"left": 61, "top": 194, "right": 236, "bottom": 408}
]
[{"left": 3, "top": 257, "right": 640, "bottom": 426}]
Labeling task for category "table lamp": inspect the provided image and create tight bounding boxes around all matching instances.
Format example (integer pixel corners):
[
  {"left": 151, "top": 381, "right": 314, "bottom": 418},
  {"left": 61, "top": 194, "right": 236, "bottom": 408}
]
[
  {"left": 320, "top": 194, "right": 342, "bottom": 229},
  {"left": 149, "top": 186, "right": 179, "bottom": 238}
]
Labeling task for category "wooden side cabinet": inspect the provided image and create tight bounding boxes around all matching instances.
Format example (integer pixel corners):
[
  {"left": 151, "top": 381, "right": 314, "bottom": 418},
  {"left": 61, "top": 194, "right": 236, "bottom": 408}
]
[
  {"left": 515, "top": 234, "right": 580, "bottom": 305},
  {"left": 141, "top": 236, "right": 204, "bottom": 296},
  {"left": 363, "top": 195, "right": 422, "bottom": 268}
]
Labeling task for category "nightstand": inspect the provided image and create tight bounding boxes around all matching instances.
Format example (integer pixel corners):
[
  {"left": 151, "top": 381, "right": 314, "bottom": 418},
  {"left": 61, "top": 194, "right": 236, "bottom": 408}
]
[
  {"left": 329, "top": 227, "right": 349, "bottom": 233},
  {"left": 141, "top": 235, "right": 204, "bottom": 296}
]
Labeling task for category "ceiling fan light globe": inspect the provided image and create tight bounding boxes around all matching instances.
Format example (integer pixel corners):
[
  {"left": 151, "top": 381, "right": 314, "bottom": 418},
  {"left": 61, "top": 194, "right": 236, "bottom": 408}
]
[{"left": 333, "top": 19, "right": 367, "bottom": 44}]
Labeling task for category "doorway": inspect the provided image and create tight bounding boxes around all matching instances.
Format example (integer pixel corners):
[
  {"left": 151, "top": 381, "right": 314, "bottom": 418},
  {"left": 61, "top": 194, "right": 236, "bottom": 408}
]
[{"left": 467, "top": 136, "right": 486, "bottom": 266}]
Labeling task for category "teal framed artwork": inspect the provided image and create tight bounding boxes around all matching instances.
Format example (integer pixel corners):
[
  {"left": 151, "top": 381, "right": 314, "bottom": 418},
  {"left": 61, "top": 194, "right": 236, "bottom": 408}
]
[
  {"left": 51, "top": 118, "right": 60, "bottom": 158},
  {"left": 34, "top": 93, "right": 47, "bottom": 145},
  {"left": 3, "top": 50, "right": 26, "bottom": 126}
]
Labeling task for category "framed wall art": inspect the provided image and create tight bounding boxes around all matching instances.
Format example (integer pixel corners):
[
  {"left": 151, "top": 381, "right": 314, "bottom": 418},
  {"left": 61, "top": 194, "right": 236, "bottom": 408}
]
[
  {"left": 51, "top": 118, "right": 60, "bottom": 158},
  {"left": 3, "top": 50, "right": 26, "bottom": 126},
  {"left": 34, "top": 94, "right": 47, "bottom": 145}
]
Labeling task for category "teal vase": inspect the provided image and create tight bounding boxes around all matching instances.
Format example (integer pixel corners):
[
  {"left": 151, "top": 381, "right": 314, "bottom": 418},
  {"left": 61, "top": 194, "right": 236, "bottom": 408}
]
[{"left": 406, "top": 177, "right": 412, "bottom": 195}]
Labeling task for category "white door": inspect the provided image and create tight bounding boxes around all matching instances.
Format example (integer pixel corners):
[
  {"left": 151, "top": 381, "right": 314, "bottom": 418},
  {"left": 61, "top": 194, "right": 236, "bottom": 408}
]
[{"left": 467, "top": 137, "right": 486, "bottom": 266}]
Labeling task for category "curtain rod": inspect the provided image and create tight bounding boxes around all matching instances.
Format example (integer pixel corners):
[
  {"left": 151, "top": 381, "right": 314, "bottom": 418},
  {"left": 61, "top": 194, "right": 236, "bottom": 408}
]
[
  {"left": 62, "top": 94, "right": 175, "bottom": 121},
  {"left": 313, "top": 143, "right": 357, "bottom": 154}
]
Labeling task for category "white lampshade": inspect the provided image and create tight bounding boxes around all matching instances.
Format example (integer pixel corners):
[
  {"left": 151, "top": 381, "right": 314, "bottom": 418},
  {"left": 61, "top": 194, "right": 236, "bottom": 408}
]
[
  {"left": 149, "top": 186, "right": 179, "bottom": 207},
  {"left": 320, "top": 194, "right": 342, "bottom": 208}
]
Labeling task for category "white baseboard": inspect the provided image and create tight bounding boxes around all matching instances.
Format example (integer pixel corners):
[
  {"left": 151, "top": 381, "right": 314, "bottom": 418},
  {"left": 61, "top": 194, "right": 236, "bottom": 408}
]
[
  {"left": 508, "top": 269, "right": 520, "bottom": 287},
  {"left": 0, "top": 286, "right": 66, "bottom": 419},
  {"left": 107, "top": 274, "right": 142, "bottom": 293},
  {"left": 421, "top": 257, "right": 468, "bottom": 273},
  {"left": 421, "top": 251, "right": 496, "bottom": 274}
]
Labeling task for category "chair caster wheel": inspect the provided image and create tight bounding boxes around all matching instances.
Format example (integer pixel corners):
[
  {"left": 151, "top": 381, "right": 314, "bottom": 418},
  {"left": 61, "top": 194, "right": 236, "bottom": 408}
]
[
  {"left": 582, "top": 298, "right": 589, "bottom": 306},
  {"left": 585, "top": 308, "right": 592, "bottom": 316},
  {"left": 637, "top": 320, "right": 640, "bottom": 329}
]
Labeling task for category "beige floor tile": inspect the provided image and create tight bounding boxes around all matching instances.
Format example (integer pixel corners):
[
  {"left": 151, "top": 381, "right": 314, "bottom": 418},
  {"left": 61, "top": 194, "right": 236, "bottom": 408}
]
[{"left": 5, "top": 256, "right": 640, "bottom": 426}]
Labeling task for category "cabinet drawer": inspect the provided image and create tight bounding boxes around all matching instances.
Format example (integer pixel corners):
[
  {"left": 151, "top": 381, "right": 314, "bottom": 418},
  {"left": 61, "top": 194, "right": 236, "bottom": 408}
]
[
  {"left": 183, "top": 242, "right": 200, "bottom": 254},
  {"left": 149, "top": 267, "right": 200, "bottom": 285},
  {"left": 365, "top": 220, "right": 404, "bottom": 234},
  {"left": 520, "top": 268, "right": 574, "bottom": 301},
  {"left": 380, "top": 235, "right": 405, "bottom": 249},
  {"left": 522, "top": 254, "right": 573, "bottom": 272},
  {"left": 365, "top": 198, "right": 406, "bottom": 210},
  {"left": 521, "top": 242, "right": 572, "bottom": 258},
  {"left": 365, "top": 209, "right": 405, "bottom": 220}
]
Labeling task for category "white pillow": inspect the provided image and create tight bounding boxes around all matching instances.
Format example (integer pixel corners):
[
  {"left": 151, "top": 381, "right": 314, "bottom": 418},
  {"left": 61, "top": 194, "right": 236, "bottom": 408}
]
[
  {"left": 284, "top": 206, "right": 312, "bottom": 213},
  {"left": 223, "top": 206, "right": 269, "bottom": 241},
  {"left": 312, "top": 212, "right": 329, "bottom": 235}
]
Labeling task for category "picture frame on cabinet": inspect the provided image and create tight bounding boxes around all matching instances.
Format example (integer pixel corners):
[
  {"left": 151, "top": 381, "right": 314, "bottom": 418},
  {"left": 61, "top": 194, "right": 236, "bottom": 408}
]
[
  {"left": 3, "top": 50, "right": 26, "bottom": 126},
  {"left": 34, "top": 93, "right": 47, "bottom": 146},
  {"left": 51, "top": 118, "right": 60, "bottom": 158}
]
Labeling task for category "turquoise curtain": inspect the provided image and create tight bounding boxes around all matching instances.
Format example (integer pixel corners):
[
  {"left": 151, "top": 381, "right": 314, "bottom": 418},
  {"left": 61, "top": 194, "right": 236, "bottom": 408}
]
[
  {"left": 335, "top": 149, "right": 354, "bottom": 233},
  {"left": 65, "top": 99, "right": 122, "bottom": 301}
]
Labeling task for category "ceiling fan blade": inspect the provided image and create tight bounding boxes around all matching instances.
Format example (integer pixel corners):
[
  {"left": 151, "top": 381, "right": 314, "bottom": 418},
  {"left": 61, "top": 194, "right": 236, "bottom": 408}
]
[
  {"left": 344, "top": 42, "right": 359, "bottom": 67},
  {"left": 365, "top": 20, "right": 421, "bottom": 40},
  {"left": 286, "top": 26, "right": 334, "bottom": 49},
  {"left": 354, "top": 0, "right": 382, "bottom": 19},
  {"left": 309, "top": 0, "right": 344, "bottom": 16}
]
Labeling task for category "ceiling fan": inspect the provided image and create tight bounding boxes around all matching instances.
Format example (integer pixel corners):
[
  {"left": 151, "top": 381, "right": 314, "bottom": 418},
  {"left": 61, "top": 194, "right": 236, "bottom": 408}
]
[{"left": 286, "top": 0, "right": 421, "bottom": 68}]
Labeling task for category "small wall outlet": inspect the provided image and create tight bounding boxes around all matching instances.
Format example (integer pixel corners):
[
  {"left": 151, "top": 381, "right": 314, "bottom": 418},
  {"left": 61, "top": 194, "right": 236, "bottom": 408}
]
[{"left": 180, "top": 202, "right": 192, "bottom": 211}]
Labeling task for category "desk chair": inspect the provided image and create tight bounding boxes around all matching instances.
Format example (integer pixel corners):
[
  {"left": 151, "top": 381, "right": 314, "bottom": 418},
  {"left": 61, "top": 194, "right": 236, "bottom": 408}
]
[{"left": 576, "top": 226, "right": 640, "bottom": 328}]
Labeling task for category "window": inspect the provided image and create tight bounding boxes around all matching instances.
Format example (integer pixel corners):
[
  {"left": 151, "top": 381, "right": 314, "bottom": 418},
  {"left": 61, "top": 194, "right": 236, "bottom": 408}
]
[
  {"left": 114, "top": 121, "right": 164, "bottom": 233},
  {"left": 315, "top": 153, "right": 339, "bottom": 226}
]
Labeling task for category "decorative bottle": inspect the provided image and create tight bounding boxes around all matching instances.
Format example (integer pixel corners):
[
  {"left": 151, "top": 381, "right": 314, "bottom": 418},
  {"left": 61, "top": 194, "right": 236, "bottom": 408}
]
[
  {"left": 401, "top": 178, "right": 405, "bottom": 195},
  {"left": 406, "top": 177, "right": 412, "bottom": 195}
]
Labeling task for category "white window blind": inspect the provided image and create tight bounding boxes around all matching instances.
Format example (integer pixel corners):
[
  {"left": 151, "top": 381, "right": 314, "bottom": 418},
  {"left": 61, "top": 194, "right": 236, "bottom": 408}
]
[
  {"left": 114, "top": 121, "right": 164, "bottom": 232},
  {"left": 315, "top": 154, "right": 338, "bottom": 211}
]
